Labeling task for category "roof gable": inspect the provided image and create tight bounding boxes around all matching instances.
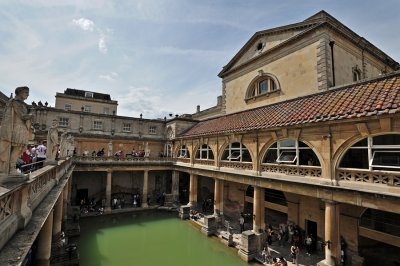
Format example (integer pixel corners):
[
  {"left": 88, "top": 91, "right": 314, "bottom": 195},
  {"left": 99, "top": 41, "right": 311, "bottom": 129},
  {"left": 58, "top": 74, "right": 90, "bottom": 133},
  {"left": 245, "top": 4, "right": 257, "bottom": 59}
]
[{"left": 180, "top": 71, "right": 400, "bottom": 138}]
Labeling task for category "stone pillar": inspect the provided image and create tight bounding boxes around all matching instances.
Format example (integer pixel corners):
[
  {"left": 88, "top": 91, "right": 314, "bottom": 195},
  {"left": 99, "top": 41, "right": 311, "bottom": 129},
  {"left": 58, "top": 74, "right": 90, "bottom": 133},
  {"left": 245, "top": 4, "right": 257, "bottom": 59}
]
[
  {"left": 238, "top": 230, "right": 258, "bottom": 262},
  {"left": 106, "top": 170, "right": 112, "bottom": 212},
  {"left": 201, "top": 215, "right": 217, "bottom": 236},
  {"left": 253, "top": 186, "right": 265, "bottom": 233},
  {"left": 188, "top": 173, "right": 198, "bottom": 207},
  {"left": 172, "top": 171, "right": 179, "bottom": 202},
  {"left": 319, "top": 200, "right": 340, "bottom": 266},
  {"left": 214, "top": 178, "right": 223, "bottom": 216},
  {"left": 53, "top": 192, "right": 63, "bottom": 238},
  {"left": 63, "top": 182, "right": 69, "bottom": 221},
  {"left": 142, "top": 170, "right": 149, "bottom": 208},
  {"left": 35, "top": 210, "right": 54, "bottom": 266}
]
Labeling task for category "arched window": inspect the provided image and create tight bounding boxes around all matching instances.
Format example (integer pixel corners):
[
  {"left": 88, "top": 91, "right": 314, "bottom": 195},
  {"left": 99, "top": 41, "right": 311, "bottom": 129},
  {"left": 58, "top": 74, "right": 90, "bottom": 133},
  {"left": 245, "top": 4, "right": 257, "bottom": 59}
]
[
  {"left": 263, "top": 139, "right": 320, "bottom": 166},
  {"left": 339, "top": 134, "right": 400, "bottom": 171},
  {"left": 177, "top": 145, "right": 190, "bottom": 158},
  {"left": 195, "top": 144, "right": 214, "bottom": 160},
  {"left": 246, "top": 73, "right": 280, "bottom": 100},
  {"left": 352, "top": 65, "right": 362, "bottom": 82},
  {"left": 221, "top": 142, "right": 252, "bottom": 162}
]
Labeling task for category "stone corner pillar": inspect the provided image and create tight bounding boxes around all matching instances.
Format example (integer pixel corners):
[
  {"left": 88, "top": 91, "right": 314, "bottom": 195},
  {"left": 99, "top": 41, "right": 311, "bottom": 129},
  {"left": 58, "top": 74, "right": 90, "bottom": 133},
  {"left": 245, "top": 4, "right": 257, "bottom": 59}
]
[
  {"left": 213, "top": 178, "right": 224, "bottom": 217},
  {"left": 52, "top": 191, "right": 63, "bottom": 237},
  {"left": 238, "top": 230, "right": 258, "bottom": 262},
  {"left": 188, "top": 174, "right": 198, "bottom": 208},
  {"left": 201, "top": 215, "right": 217, "bottom": 236},
  {"left": 179, "top": 205, "right": 190, "bottom": 220},
  {"left": 253, "top": 186, "right": 265, "bottom": 233}
]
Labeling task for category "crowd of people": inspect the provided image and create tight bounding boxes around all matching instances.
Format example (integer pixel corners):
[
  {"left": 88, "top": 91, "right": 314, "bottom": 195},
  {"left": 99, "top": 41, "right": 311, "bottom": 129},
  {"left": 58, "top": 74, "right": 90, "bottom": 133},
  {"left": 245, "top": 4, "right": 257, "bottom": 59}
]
[
  {"left": 15, "top": 141, "right": 48, "bottom": 173},
  {"left": 81, "top": 148, "right": 146, "bottom": 158}
]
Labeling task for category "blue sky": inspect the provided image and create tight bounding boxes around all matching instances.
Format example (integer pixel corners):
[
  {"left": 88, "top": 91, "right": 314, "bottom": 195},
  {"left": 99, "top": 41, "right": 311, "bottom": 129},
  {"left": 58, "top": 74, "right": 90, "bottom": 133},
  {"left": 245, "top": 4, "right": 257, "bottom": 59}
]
[{"left": 1, "top": 0, "right": 399, "bottom": 118}]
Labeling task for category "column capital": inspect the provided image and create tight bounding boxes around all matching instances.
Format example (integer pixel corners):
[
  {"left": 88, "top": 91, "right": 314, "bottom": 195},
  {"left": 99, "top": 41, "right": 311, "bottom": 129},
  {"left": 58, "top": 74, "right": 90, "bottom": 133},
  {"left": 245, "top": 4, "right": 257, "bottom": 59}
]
[{"left": 322, "top": 199, "right": 337, "bottom": 205}]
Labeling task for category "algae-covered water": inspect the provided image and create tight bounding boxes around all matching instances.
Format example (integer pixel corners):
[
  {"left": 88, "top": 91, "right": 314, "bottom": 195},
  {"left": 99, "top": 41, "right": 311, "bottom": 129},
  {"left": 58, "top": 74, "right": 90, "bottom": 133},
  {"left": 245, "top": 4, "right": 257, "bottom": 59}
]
[{"left": 78, "top": 210, "right": 254, "bottom": 266}]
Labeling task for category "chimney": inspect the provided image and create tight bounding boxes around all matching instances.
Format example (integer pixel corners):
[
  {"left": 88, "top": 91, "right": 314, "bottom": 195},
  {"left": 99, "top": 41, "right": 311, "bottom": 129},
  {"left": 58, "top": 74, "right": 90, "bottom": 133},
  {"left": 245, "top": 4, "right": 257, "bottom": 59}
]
[{"left": 196, "top": 105, "right": 201, "bottom": 113}]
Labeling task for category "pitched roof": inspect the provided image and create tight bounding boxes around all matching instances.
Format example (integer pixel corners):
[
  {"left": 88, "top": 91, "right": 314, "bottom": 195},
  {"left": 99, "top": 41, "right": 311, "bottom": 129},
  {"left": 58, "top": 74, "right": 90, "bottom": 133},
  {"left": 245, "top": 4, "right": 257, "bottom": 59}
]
[
  {"left": 63, "top": 88, "right": 112, "bottom": 101},
  {"left": 218, "top": 10, "right": 399, "bottom": 78},
  {"left": 179, "top": 72, "right": 400, "bottom": 138}
]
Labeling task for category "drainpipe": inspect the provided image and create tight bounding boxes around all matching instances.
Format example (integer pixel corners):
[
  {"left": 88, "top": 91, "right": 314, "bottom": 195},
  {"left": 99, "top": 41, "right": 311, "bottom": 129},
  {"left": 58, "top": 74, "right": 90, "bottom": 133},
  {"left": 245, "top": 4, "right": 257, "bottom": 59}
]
[{"left": 329, "top": 41, "right": 335, "bottom": 87}]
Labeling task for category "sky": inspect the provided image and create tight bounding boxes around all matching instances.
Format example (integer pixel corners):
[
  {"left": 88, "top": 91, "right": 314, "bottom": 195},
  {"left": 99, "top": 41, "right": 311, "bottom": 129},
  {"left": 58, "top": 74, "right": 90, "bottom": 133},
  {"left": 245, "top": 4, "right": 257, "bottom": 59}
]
[{"left": 0, "top": 0, "right": 399, "bottom": 119}]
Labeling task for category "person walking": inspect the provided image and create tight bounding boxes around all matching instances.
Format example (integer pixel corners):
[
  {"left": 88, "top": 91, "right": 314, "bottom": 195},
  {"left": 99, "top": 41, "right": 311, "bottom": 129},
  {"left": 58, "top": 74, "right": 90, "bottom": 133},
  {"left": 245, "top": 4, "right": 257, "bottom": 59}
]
[
  {"left": 305, "top": 234, "right": 313, "bottom": 256},
  {"left": 239, "top": 213, "right": 245, "bottom": 233},
  {"left": 290, "top": 244, "right": 300, "bottom": 265}
]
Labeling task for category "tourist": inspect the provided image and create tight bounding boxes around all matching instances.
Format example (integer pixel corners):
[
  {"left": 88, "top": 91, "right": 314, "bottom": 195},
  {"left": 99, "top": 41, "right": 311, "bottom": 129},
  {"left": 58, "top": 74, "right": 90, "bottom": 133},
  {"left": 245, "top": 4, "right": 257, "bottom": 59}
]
[
  {"left": 305, "top": 234, "right": 313, "bottom": 256},
  {"left": 47, "top": 119, "right": 59, "bottom": 162},
  {"left": 262, "top": 246, "right": 272, "bottom": 264},
  {"left": 60, "top": 231, "right": 66, "bottom": 247},
  {"left": 267, "top": 225, "right": 273, "bottom": 245},
  {"left": 22, "top": 144, "right": 33, "bottom": 165},
  {"left": 239, "top": 213, "right": 245, "bottom": 233},
  {"left": 291, "top": 244, "right": 299, "bottom": 265}
]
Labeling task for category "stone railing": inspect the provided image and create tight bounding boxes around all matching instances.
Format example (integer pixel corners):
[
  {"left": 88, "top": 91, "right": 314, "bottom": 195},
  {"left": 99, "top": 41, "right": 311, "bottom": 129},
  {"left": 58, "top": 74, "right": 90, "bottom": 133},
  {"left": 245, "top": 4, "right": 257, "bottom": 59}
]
[
  {"left": 261, "top": 164, "right": 322, "bottom": 178},
  {"left": 0, "top": 158, "right": 73, "bottom": 251},
  {"left": 220, "top": 161, "right": 253, "bottom": 171},
  {"left": 337, "top": 168, "right": 400, "bottom": 186},
  {"left": 176, "top": 157, "right": 191, "bottom": 163},
  {"left": 193, "top": 159, "right": 215, "bottom": 166},
  {"left": 74, "top": 156, "right": 174, "bottom": 163}
]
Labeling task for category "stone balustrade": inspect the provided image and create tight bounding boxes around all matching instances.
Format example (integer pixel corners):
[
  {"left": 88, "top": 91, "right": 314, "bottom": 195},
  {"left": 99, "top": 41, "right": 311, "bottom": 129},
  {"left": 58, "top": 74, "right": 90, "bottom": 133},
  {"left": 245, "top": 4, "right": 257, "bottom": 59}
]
[
  {"left": 220, "top": 161, "right": 253, "bottom": 170},
  {"left": 193, "top": 159, "right": 215, "bottom": 166},
  {"left": 261, "top": 163, "right": 322, "bottom": 177},
  {"left": 337, "top": 168, "right": 400, "bottom": 187}
]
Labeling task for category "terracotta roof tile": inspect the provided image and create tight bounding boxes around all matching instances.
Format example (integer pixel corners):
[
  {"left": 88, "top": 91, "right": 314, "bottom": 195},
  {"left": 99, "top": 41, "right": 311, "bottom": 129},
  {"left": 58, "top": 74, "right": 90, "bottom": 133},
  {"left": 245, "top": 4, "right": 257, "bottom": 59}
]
[{"left": 179, "top": 72, "right": 400, "bottom": 138}]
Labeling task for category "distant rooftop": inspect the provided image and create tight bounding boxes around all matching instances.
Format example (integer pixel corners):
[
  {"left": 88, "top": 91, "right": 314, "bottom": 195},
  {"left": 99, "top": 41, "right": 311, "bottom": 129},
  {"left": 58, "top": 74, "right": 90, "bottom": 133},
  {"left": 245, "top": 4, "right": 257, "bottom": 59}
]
[
  {"left": 0, "top": 91, "right": 10, "bottom": 102},
  {"left": 63, "top": 88, "right": 112, "bottom": 101}
]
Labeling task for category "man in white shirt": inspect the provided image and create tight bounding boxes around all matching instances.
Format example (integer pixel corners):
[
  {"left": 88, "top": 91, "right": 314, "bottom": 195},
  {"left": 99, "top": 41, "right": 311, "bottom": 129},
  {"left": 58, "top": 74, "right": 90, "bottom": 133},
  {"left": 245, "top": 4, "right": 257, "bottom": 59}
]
[{"left": 36, "top": 140, "right": 47, "bottom": 168}]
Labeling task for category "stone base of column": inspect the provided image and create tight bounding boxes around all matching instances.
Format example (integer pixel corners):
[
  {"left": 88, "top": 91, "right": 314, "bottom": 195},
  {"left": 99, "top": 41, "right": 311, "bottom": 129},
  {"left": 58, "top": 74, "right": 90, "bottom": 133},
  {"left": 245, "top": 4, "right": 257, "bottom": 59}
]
[
  {"left": 188, "top": 201, "right": 197, "bottom": 208},
  {"left": 35, "top": 258, "right": 50, "bottom": 266},
  {"left": 201, "top": 215, "right": 217, "bottom": 236},
  {"left": 105, "top": 206, "right": 111, "bottom": 213},
  {"left": 179, "top": 205, "right": 190, "bottom": 220},
  {"left": 238, "top": 230, "right": 257, "bottom": 262},
  {"left": 317, "top": 259, "right": 335, "bottom": 266},
  {"left": 141, "top": 203, "right": 149, "bottom": 208}
]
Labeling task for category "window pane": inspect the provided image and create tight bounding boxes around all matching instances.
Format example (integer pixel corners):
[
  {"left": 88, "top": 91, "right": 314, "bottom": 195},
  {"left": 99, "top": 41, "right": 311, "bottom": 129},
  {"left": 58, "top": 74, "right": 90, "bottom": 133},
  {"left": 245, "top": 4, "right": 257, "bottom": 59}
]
[
  {"left": 209, "top": 152, "right": 214, "bottom": 160},
  {"left": 242, "top": 150, "right": 252, "bottom": 162},
  {"left": 280, "top": 139, "right": 296, "bottom": 148},
  {"left": 278, "top": 151, "right": 296, "bottom": 163},
  {"left": 352, "top": 138, "right": 368, "bottom": 147},
  {"left": 339, "top": 148, "right": 368, "bottom": 169},
  {"left": 201, "top": 150, "right": 207, "bottom": 159},
  {"left": 372, "top": 151, "right": 400, "bottom": 167},
  {"left": 195, "top": 150, "right": 200, "bottom": 159},
  {"left": 299, "top": 149, "right": 320, "bottom": 166},
  {"left": 258, "top": 80, "right": 268, "bottom": 94},
  {"left": 221, "top": 149, "right": 230, "bottom": 160},
  {"left": 231, "top": 142, "right": 241, "bottom": 148},
  {"left": 270, "top": 80, "right": 276, "bottom": 91},
  {"left": 373, "top": 135, "right": 400, "bottom": 146},
  {"left": 264, "top": 149, "right": 278, "bottom": 163}
]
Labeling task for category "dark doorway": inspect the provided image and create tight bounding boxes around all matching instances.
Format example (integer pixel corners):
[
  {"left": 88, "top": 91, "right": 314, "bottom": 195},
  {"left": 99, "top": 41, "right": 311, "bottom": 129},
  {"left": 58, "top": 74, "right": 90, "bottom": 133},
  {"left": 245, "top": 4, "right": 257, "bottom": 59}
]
[
  {"left": 179, "top": 173, "right": 190, "bottom": 204},
  {"left": 76, "top": 188, "right": 88, "bottom": 205},
  {"left": 305, "top": 219, "right": 318, "bottom": 252}
]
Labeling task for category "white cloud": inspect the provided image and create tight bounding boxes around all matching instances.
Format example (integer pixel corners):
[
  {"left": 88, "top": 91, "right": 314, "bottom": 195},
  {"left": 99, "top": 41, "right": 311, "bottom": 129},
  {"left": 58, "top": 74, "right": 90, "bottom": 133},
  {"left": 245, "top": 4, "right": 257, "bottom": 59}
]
[
  {"left": 72, "top": 18, "right": 95, "bottom": 32},
  {"left": 99, "top": 72, "right": 118, "bottom": 81},
  {"left": 98, "top": 33, "right": 107, "bottom": 53}
]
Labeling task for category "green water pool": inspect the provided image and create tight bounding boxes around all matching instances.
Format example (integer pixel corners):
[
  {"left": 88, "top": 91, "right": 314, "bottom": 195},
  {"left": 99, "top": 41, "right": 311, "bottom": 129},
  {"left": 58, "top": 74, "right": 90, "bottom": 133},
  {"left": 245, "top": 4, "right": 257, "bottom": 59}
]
[{"left": 78, "top": 210, "right": 255, "bottom": 266}]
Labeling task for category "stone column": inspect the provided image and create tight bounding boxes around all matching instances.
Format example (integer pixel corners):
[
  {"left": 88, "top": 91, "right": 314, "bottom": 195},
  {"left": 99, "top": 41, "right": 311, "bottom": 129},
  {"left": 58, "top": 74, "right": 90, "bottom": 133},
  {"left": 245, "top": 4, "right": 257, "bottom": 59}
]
[
  {"left": 253, "top": 186, "right": 265, "bottom": 233},
  {"left": 53, "top": 191, "right": 63, "bottom": 238},
  {"left": 188, "top": 174, "right": 198, "bottom": 207},
  {"left": 172, "top": 171, "right": 179, "bottom": 202},
  {"left": 106, "top": 170, "right": 112, "bottom": 212},
  {"left": 321, "top": 200, "right": 340, "bottom": 266},
  {"left": 35, "top": 210, "right": 54, "bottom": 266},
  {"left": 213, "top": 178, "right": 224, "bottom": 216},
  {"left": 142, "top": 170, "right": 149, "bottom": 208},
  {"left": 63, "top": 182, "right": 69, "bottom": 221}
]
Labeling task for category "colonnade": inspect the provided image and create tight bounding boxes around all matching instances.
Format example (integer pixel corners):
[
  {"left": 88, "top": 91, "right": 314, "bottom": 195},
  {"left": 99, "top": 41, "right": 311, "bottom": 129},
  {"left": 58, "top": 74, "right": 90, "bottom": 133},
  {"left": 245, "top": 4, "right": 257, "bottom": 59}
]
[
  {"left": 186, "top": 174, "right": 340, "bottom": 265},
  {"left": 35, "top": 178, "right": 72, "bottom": 266}
]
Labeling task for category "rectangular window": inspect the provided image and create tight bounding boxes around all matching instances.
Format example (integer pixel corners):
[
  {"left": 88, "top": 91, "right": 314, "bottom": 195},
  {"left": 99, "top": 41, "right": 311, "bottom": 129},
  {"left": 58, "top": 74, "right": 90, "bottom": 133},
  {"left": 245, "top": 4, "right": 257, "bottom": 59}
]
[
  {"left": 64, "top": 104, "right": 71, "bottom": 111},
  {"left": 85, "top": 92, "right": 94, "bottom": 98},
  {"left": 277, "top": 151, "right": 297, "bottom": 163},
  {"left": 84, "top": 105, "right": 91, "bottom": 112},
  {"left": 93, "top": 120, "right": 103, "bottom": 130},
  {"left": 149, "top": 126, "right": 156, "bottom": 134},
  {"left": 258, "top": 80, "right": 268, "bottom": 94},
  {"left": 227, "top": 151, "right": 242, "bottom": 160},
  {"left": 59, "top": 117, "right": 69, "bottom": 127},
  {"left": 371, "top": 151, "right": 400, "bottom": 169},
  {"left": 123, "top": 123, "right": 131, "bottom": 132}
]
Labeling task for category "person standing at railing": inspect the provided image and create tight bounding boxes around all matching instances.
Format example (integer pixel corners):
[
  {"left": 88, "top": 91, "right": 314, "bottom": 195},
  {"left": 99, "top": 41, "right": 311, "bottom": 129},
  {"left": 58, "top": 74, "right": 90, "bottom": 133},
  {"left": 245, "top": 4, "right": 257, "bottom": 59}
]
[{"left": 36, "top": 140, "right": 47, "bottom": 168}]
